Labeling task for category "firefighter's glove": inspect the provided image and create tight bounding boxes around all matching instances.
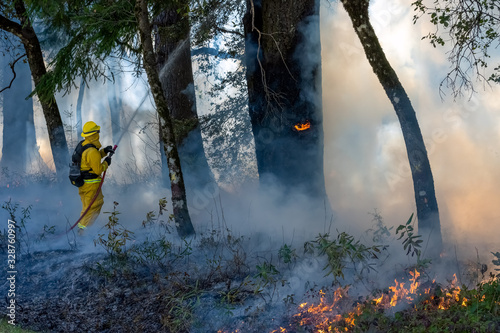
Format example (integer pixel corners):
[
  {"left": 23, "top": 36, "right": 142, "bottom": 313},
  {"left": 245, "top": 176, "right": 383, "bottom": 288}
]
[
  {"left": 104, "top": 156, "right": 112, "bottom": 166},
  {"left": 104, "top": 146, "right": 114, "bottom": 154}
]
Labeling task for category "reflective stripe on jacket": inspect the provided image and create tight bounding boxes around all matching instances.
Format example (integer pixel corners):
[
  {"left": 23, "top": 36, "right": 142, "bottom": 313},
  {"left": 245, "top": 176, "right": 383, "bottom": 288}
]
[{"left": 83, "top": 178, "right": 102, "bottom": 184}]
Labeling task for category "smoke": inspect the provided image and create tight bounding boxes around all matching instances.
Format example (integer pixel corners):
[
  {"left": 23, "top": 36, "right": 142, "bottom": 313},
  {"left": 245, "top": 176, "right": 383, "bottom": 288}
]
[
  {"left": 4, "top": 5, "right": 500, "bottom": 332},
  {"left": 1, "top": 0, "right": 499, "bottom": 285},
  {"left": 320, "top": 0, "right": 500, "bottom": 258}
]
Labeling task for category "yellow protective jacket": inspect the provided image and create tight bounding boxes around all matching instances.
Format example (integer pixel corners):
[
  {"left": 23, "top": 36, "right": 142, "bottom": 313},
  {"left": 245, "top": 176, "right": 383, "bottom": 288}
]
[{"left": 80, "top": 135, "right": 109, "bottom": 184}]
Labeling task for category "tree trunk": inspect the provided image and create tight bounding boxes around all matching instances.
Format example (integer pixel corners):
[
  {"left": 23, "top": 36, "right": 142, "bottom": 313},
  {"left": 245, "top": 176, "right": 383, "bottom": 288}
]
[
  {"left": 134, "top": 0, "right": 195, "bottom": 237},
  {"left": 243, "top": 0, "right": 326, "bottom": 198},
  {"left": 0, "top": 54, "right": 30, "bottom": 173},
  {"left": 107, "top": 65, "right": 122, "bottom": 144},
  {"left": 158, "top": 117, "right": 171, "bottom": 188},
  {"left": 11, "top": 0, "right": 69, "bottom": 180},
  {"left": 154, "top": 5, "right": 215, "bottom": 190},
  {"left": 341, "top": 0, "right": 443, "bottom": 256},
  {"left": 76, "top": 77, "right": 85, "bottom": 138}
]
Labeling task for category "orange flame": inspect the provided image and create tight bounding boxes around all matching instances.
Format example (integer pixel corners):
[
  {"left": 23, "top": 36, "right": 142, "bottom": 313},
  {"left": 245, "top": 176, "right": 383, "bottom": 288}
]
[
  {"left": 294, "top": 120, "right": 311, "bottom": 131},
  {"left": 272, "top": 270, "right": 475, "bottom": 332}
]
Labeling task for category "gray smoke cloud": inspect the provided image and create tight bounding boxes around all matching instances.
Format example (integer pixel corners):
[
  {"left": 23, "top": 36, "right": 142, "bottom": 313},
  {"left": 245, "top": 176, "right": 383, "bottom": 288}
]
[{"left": 1, "top": 0, "right": 499, "bottom": 269}]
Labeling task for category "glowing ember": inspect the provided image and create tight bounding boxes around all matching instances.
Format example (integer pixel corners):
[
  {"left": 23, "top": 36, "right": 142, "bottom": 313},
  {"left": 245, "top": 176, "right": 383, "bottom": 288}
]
[{"left": 294, "top": 120, "right": 311, "bottom": 131}]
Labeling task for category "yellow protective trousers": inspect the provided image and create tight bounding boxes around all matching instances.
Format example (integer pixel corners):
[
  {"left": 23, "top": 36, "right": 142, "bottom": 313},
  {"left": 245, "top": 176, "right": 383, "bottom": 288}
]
[{"left": 77, "top": 180, "right": 104, "bottom": 229}]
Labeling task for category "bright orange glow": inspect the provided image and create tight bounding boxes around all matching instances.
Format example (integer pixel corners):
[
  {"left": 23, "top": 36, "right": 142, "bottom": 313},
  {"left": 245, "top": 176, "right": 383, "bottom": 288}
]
[
  {"left": 294, "top": 120, "right": 311, "bottom": 131},
  {"left": 409, "top": 269, "right": 420, "bottom": 294},
  {"left": 373, "top": 294, "right": 384, "bottom": 305},
  {"left": 271, "top": 270, "right": 475, "bottom": 332}
]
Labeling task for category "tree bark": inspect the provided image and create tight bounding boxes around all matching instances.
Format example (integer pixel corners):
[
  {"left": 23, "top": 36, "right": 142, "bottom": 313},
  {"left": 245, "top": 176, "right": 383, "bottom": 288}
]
[
  {"left": 341, "top": 0, "right": 443, "bottom": 257},
  {"left": 134, "top": 0, "right": 195, "bottom": 237},
  {"left": 2, "top": 0, "right": 70, "bottom": 180},
  {"left": 243, "top": 0, "right": 326, "bottom": 198},
  {"left": 154, "top": 5, "right": 215, "bottom": 191},
  {"left": 158, "top": 116, "right": 170, "bottom": 188}
]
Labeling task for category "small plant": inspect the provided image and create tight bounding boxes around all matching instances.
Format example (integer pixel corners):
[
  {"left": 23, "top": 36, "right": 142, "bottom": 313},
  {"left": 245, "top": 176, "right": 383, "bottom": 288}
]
[
  {"left": 172, "top": 238, "right": 193, "bottom": 263},
  {"left": 396, "top": 213, "right": 431, "bottom": 270},
  {"left": 255, "top": 261, "right": 280, "bottom": 288},
  {"left": 37, "top": 224, "right": 56, "bottom": 242},
  {"left": 278, "top": 243, "right": 297, "bottom": 265},
  {"left": 132, "top": 238, "right": 173, "bottom": 265},
  {"left": 2, "top": 199, "right": 33, "bottom": 256},
  {"left": 142, "top": 197, "right": 171, "bottom": 231},
  {"left": 94, "top": 202, "right": 134, "bottom": 258},
  {"left": 304, "top": 231, "right": 382, "bottom": 283},
  {"left": 367, "top": 209, "right": 393, "bottom": 244},
  {"left": 253, "top": 260, "right": 285, "bottom": 302}
]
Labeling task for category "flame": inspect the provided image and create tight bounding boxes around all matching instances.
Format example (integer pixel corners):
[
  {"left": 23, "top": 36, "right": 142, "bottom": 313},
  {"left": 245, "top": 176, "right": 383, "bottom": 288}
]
[
  {"left": 288, "top": 287, "right": 349, "bottom": 331},
  {"left": 373, "top": 294, "right": 384, "bottom": 305},
  {"left": 271, "top": 270, "right": 477, "bottom": 332},
  {"left": 294, "top": 120, "right": 311, "bottom": 131}
]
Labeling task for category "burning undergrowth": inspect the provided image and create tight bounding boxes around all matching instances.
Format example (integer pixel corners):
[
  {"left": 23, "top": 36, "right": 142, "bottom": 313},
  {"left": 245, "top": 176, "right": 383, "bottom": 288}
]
[
  {"left": 1, "top": 197, "right": 500, "bottom": 333},
  {"left": 268, "top": 271, "right": 500, "bottom": 333}
]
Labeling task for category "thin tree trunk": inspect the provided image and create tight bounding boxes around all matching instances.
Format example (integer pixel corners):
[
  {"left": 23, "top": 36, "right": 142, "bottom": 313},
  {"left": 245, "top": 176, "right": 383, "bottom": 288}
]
[
  {"left": 134, "top": 0, "right": 195, "bottom": 237},
  {"left": 107, "top": 65, "right": 122, "bottom": 144},
  {"left": 341, "top": 0, "right": 443, "bottom": 256},
  {"left": 154, "top": 6, "right": 214, "bottom": 190},
  {"left": 7, "top": 0, "right": 69, "bottom": 180},
  {"left": 243, "top": 0, "right": 326, "bottom": 199},
  {"left": 0, "top": 54, "right": 30, "bottom": 173},
  {"left": 76, "top": 77, "right": 85, "bottom": 138}
]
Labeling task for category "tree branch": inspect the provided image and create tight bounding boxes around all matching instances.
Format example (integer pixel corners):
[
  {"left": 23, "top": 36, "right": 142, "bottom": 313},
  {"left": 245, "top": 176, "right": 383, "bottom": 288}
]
[
  {"left": 215, "top": 26, "right": 244, "bottom": 38},
  {"left": 0, "top": 14, "right": 24, "bottom": 39},
  {"left": 0, "top": 53, "right": 27, "bottom": 93},
  {"left": 191, "top": 47, "right": 234, "bottom": 59}
]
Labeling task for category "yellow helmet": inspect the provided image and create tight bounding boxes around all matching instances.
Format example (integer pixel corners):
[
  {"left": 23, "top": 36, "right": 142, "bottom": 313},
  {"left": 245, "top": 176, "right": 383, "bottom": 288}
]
[{"left": 81, "top": 121, "right": 100, "bottom": 137}]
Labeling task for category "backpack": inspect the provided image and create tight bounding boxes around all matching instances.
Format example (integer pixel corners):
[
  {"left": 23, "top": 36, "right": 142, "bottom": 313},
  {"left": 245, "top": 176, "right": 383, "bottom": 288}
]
[{"left": 69, "top": 141, "right": 97, "bottom": 187}]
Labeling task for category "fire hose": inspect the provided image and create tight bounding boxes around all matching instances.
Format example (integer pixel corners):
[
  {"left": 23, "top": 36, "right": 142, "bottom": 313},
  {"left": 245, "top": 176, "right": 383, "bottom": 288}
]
[{"left": 64, "top": 92, "right": 149, "bottom": 235}]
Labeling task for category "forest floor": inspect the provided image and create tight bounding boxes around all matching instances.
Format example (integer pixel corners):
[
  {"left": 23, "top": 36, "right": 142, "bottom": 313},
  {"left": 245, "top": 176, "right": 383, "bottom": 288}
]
[{"left": 1, "top": 193, "right": 499, "bottom": 332}]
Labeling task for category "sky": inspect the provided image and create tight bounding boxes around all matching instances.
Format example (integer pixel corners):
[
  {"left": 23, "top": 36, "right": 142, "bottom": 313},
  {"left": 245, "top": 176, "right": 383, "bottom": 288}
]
[{"left": 1, "top": 0, "right": 499, "bottom": 259}]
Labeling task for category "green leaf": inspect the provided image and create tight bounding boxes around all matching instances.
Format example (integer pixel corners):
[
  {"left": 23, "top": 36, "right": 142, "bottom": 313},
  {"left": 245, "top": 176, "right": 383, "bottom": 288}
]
[{"left": 406, "top": 213, "right": 414, "bottom": 225}]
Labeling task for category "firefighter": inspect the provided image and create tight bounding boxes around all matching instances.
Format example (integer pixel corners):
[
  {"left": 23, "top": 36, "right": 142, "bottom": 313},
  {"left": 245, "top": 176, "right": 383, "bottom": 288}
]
[{"left": 77, "top": 121, "right": 113, "bottom": 235}]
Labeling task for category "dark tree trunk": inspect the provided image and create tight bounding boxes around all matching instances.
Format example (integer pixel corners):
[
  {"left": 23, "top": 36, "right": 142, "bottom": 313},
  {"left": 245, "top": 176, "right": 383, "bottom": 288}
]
[
  {"left": 243, "top": 0, "right": 326, "bottom": 198},
  {"left": 4, "top": 0, "right": 70, "bottom": 180},
  {"left": 154, "top": 5, "right": 214, "bottom": 190},
  {"left": 134, "top": 0, "right": 195, "bottom": 237},
  {"left": 0, "top": 54, "right": 31, "bottom": 173},
  {"left": 341, "top": 0, "right": 443, "bottom": 256}
]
